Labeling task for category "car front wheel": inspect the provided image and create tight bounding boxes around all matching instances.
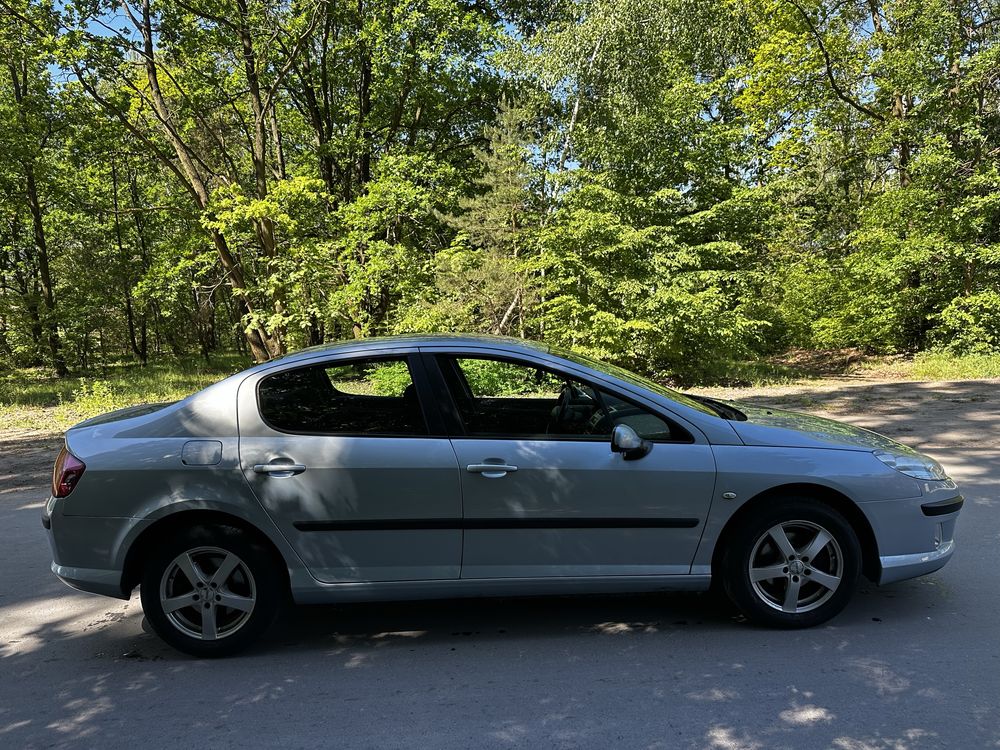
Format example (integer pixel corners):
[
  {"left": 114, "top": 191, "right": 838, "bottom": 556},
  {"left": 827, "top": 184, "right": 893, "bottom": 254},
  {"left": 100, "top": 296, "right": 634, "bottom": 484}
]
[
  {"left": 722, "top": 500, "right": 861, "bottom": 628},
  {"left": 140, "top": 525, "right": 282, "bottom": 657}
]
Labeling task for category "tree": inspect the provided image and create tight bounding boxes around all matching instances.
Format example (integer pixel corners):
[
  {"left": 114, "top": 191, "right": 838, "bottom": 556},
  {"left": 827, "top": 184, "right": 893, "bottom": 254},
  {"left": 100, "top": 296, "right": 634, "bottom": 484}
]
[{"left": 0, "top": 0, "right": 67, "bottom": 373}]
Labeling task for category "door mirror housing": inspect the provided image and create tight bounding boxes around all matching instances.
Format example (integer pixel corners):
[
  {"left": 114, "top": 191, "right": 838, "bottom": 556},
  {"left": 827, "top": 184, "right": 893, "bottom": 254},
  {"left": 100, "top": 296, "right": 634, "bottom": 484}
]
[{"left": 611, "top": 423, "right": 652, "bottom": 461}]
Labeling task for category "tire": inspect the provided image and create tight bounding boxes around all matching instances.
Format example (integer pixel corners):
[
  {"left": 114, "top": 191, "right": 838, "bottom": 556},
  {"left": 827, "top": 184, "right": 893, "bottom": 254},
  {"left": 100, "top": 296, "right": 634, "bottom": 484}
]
[
  {"left": 140, "top": 525, "right": 283, "bottom": 657},
  {"left": 721, "top": 499, "right": 861, "bottom": 628}
]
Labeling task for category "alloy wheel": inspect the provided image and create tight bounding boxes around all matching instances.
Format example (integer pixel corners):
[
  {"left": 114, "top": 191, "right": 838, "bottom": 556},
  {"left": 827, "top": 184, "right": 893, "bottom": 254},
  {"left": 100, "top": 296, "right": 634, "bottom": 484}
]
[
  {"left": 748, "top": 520, "right": 844, "bottom": 614},
  {"left": 159, "top": 546, "right": 257, "bottom": 641}
]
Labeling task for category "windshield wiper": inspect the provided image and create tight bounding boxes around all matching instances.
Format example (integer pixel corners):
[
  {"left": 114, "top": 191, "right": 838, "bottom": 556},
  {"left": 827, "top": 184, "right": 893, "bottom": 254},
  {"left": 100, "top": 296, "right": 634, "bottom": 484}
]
[{"left": 688, "top": 395, "right": 747, "bottom": 421}]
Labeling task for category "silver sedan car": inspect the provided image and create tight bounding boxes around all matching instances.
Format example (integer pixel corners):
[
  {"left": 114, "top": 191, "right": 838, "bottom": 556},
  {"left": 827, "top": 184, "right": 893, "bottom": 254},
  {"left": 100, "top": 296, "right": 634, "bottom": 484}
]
[{"left": 43, "top": 335, "right": 963, "bottom": 656}]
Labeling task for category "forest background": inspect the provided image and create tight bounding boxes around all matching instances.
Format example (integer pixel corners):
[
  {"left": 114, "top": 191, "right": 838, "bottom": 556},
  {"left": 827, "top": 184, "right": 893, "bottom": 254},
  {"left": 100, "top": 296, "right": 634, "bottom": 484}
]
[{"left": 1, "top": 0, "right": 998, "bottom": 426}]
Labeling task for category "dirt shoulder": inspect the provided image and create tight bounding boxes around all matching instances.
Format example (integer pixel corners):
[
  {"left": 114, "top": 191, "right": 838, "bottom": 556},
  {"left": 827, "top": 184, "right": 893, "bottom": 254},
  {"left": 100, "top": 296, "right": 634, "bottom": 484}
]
[
  {"left": 696, "top": 377, "right": 1000, "bottom": 450},
  {"left": 0, "top": 431, "right": 63, "bottom": 503}
]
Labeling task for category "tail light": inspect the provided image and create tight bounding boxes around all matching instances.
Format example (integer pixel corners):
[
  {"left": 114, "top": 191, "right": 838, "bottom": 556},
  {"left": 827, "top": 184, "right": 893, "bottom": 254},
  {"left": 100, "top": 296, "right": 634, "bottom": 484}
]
[{"left": 52, "top": 446, "right": 86, "bottom": 498}]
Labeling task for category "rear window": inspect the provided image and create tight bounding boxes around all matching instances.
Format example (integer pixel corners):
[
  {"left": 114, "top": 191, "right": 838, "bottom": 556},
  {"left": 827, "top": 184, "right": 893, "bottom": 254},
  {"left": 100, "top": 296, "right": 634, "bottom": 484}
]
[{"left": 257, "top": 358, "right": 426, "bottom": 436}]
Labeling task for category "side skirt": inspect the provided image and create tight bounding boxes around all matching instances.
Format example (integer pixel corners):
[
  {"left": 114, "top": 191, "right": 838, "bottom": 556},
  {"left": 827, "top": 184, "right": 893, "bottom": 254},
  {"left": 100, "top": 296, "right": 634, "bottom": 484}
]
[{"left": 290, "top": 574, "right": 713, "bottom": 605}]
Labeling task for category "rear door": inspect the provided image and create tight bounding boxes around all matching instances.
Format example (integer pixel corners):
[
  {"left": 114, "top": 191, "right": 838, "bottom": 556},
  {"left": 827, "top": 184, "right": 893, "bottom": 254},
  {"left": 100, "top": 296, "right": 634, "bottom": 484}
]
[
  {"left": 426, "top": 352, "right": 717, "bottom": 578},
  {"left": 237, "top": 351, "right": 463, "bottom": 583}
]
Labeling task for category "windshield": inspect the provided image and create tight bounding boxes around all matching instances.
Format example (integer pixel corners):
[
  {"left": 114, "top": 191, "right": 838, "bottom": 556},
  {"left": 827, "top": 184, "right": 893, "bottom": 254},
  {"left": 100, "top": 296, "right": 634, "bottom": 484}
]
[{"left": 552, "top": 347, "right": 721, "bottom": 418}]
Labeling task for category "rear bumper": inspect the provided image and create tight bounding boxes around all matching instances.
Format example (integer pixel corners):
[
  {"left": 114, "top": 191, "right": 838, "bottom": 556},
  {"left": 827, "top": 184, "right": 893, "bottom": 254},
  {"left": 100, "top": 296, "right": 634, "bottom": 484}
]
[
  {"left": 51, "top": 562, "right": 129, "bottom": 599},
  {"left": 44, "top": 497, "right": 144, "bottom": 600}
]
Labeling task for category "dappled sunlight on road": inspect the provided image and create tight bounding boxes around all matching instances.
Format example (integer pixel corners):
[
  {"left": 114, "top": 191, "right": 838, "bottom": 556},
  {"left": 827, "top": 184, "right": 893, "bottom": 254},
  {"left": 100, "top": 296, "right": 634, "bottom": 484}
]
[
  {"left": 779, "top": 703, "right": 835, "bottom": 726},
  {"left": 0, "top": 594, "right": 139, "bottom": 659}
]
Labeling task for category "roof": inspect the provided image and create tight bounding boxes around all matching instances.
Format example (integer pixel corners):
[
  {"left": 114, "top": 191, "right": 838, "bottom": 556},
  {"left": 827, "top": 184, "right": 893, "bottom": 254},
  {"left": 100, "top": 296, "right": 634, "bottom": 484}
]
[{"left": 269, "top": 333, "right": 551, "bottom": 367}]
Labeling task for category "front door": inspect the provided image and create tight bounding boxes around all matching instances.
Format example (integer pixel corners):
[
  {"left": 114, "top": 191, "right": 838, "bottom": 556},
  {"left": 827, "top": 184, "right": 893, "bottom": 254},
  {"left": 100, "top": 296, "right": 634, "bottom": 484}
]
[
  {"left": 238, "top": 354, "right": 462, "bottom": 583},
  {"left": 431, "top": 354, "right": 716, "bottom": 578}
]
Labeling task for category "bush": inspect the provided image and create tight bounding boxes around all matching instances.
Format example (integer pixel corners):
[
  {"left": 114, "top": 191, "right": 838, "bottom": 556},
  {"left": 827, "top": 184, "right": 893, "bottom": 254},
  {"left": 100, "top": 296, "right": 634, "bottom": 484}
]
[
  {"left": 931, "top": 292, "right": 1000, "bottom": 354},
  {"left": 366, "top": 361, "right": 415, "bottom": 396}
]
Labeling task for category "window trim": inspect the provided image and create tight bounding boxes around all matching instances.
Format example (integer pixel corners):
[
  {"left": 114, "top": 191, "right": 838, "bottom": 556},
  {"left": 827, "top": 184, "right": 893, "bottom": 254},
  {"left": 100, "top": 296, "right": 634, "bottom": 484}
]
[
  {"left": 427, "top": 352, "right": 694, "bottom": 444},
  {"left": 255, "top": 353, "right": 445, "bottom": 438}
]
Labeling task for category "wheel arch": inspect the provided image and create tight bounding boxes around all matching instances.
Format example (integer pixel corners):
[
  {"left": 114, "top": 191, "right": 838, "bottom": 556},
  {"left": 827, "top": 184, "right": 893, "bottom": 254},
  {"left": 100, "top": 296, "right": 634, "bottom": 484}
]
[
  {"left": 711, "top": 482, "right": 881, "bottom": 582},
  {"left": 120, "top": 509, "right": 292, "bottom": 598}
]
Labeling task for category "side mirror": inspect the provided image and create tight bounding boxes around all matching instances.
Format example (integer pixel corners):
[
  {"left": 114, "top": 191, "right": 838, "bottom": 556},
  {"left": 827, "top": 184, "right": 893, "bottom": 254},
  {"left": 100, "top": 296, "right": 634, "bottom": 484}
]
[{"left": 611, "top": 423, "right": 652, "bottom": 461}]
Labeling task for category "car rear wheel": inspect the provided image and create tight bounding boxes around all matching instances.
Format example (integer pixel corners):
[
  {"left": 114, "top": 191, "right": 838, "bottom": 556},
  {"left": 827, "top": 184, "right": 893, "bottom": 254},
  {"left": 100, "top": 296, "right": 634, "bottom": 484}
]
[
  {"left": 722, "top": 500, "right": 861, "bottom": 628},
  {"left": 140, "top": 525, "right": 282, "bottom": 657}
]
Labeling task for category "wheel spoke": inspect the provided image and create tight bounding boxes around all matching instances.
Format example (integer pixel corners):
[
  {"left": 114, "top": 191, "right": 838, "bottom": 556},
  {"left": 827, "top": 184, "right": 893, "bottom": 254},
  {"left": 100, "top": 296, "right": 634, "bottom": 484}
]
[
  {"left": 176, "top": 552, "right": 206, "bottom": 587},
  {"left": 750, "top": 564, "right": 787, "bottom": 582},
  {"left": 162, "top": 592, "right": 198, "bottom": 614},
  {"left": 768, "top": 525, "right": 797, "bottom": 559},
  {"left": 801, "top": 529, "right": 832, "bottom": 562},
  {"left": 782, "top": 577, "right": 801, "bottom": 612},
  {"left": 808, "top": 569, "right": 841, "bottom": 591},
  {"left": 216, "top": 592, "right": 254, "bottom": 613},
  {"left": 202, "top": 606, "right": 218, "bottom": 640},
  {"left": 210, "top": 553, "right": 240, "bottom": 588}
]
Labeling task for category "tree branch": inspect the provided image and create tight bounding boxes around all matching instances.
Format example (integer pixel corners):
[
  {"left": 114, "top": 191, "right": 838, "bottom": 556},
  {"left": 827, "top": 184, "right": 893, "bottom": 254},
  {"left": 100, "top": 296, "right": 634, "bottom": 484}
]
[{"left": 782, "top": 0, "right": 886, "bottom": 122}]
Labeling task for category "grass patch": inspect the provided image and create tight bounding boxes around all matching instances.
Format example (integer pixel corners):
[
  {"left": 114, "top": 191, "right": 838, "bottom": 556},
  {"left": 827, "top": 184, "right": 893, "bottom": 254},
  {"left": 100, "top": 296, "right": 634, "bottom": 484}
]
[
  {"left": 907, "top": 352, "right": 1000, "bottom": 380},
  {"left": 696, "top": 350, "right": 1000, "bottom": 386},
  {"left": 0, "top": 354, "right": 250, "bottom": 433},
  {"left": 845, "top": 352, "right": 1000, "bottom": 380}
]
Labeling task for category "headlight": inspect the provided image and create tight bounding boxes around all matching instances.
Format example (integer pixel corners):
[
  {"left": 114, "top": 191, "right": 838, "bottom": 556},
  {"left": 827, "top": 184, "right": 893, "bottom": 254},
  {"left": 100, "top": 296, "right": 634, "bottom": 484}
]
[{"left": 873, "top": 450, "right": 949, "bottom": 480}]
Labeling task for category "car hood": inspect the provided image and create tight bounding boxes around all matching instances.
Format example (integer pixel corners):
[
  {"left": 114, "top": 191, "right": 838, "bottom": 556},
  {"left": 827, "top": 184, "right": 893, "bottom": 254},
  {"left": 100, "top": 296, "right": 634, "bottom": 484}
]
[{"left": 726, "top": 402, "right": 915, "bottom": 453}]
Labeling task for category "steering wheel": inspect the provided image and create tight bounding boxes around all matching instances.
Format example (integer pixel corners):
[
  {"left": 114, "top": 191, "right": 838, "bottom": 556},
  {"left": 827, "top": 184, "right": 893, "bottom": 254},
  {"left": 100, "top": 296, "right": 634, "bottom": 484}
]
[{"left": 550, "top": 382, "right": 593, "bottom": 433}]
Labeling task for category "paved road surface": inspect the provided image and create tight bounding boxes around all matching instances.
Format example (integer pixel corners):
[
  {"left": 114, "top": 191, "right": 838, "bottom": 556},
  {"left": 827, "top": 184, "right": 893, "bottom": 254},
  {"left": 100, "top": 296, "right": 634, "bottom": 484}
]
[{"left": 2, "top": 379, "right": 998, "bottom": 749}]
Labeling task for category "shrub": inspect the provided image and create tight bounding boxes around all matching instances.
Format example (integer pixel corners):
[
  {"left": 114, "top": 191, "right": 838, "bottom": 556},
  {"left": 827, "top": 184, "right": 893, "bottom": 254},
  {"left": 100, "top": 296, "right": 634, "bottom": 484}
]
[{"left": 931, "top": 292, "right": 1000, "bottom": 354}]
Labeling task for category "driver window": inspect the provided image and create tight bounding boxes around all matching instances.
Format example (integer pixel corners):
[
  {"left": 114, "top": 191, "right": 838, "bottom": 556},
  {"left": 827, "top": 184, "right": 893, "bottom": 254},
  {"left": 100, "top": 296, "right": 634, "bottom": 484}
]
[{"left": 439, "top": 356, "right": 611, "bottom": 439}]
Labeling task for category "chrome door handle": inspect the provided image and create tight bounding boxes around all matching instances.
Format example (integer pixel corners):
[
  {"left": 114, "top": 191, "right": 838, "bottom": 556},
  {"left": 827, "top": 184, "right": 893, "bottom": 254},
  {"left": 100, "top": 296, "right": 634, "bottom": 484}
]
[
  {"left": 253, "top": 463, "right": 307, "bottom": 477},
  {"left": 467, "top": 463, "right": 518, "bottom": 479}
]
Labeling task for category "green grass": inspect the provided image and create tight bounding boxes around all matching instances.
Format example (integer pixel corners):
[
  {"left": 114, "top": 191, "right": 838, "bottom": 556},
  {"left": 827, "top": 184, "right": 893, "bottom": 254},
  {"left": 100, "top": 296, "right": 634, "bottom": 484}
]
[
  {"left": 907, "top": 352, "right": 1000, "bottom": 380},
  {"left": 848, "top": 352, "right": 1000, "bottom": 380},
  {"left": 0, "top": 354, "right": 250, "bottom": 433}
]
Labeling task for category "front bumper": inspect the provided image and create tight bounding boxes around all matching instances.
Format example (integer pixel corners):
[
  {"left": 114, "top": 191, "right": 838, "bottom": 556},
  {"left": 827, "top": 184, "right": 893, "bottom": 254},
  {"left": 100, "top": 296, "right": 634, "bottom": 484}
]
[
  {"left": 879, "top": 539, "right": 956, "bottom": 585},
  {"left": 863, "top": 491, "right": 962, "bottom": 585}
]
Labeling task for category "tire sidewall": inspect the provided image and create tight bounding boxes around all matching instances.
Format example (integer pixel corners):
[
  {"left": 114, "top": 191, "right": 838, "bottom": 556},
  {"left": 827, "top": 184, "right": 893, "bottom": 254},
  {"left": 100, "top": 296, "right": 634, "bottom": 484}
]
[
  {"left": 140, "top": 525, "right": 282, "bottom": 657},
  {"left": 722, "top": 499, "right": 862, "bottom": 628}
]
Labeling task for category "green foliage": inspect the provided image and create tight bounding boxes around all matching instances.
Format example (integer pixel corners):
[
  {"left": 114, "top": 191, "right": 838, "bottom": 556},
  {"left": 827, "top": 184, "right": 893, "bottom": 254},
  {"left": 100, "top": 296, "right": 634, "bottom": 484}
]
[
  {"left": 364, "top": 361, "right": 414, "bottom": 397},
  {"left": 2, "top": 0, "right": 1000, "bottom": 396},
  {"left": 459, "top": 359, "right": 562, "bottom": 397},
  {"left": 536, "top": 178, "right": 776, "bottom": 383},
  {"left": 932, "top": 292, "right": 1000, "bottom": 354}
]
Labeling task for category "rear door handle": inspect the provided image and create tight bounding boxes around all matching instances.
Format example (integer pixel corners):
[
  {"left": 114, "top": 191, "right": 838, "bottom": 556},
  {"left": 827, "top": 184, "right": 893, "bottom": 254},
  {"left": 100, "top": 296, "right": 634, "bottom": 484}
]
[
  {"left": 467, "top": 463, "right": 518, "bottom": 479},
  {"left": 253, "top": 463, "right": 307, "bottom": 477}
]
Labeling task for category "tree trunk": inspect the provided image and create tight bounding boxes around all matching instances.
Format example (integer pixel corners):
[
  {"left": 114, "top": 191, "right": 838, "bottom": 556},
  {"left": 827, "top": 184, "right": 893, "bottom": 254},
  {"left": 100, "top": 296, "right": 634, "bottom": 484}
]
[
  {"left": 24, "top": 165, "right": 66, "bottom": 375},
  {"left": 357, "top": 0, "right": 373, "bottom": 190}
]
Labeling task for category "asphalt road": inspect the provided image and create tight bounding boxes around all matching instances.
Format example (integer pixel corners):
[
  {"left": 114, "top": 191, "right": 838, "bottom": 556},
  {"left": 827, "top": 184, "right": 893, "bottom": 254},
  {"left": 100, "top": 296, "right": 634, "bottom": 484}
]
[{"left": 2, "top": 380, "right": 999, "bottom": 749}]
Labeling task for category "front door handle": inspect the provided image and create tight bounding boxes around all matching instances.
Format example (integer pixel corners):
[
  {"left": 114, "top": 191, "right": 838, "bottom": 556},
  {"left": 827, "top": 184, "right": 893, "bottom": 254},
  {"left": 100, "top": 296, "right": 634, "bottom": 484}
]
[
  {"left": 467, "top": 463, "right": 518, "bottom": 479},
  {"left": 253, "top": 463, "right": 307, "bottom": 477}
]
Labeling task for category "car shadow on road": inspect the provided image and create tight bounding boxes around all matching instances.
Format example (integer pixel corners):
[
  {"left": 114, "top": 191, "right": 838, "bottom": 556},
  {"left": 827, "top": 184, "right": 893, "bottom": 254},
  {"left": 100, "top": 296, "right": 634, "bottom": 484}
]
[
  {"left": 263, "top": 590, "right": 740, "bottom": 653},
  {"left": 255, "top": 573, "right": 947, "bottom": 657}
]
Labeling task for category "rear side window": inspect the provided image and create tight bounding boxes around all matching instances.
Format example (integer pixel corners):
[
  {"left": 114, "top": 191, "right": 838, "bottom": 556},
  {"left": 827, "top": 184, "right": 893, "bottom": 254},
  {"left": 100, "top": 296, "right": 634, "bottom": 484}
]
[{"left": 258, "top": 358, "right": 427, "bottom": 436}]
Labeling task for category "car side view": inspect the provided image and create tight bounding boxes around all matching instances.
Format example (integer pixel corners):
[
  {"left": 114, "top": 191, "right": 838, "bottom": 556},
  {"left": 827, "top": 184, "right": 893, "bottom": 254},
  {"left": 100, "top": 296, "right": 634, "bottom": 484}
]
[{"left": 43, "top": 335, "right": 963, "bottom": 656}]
